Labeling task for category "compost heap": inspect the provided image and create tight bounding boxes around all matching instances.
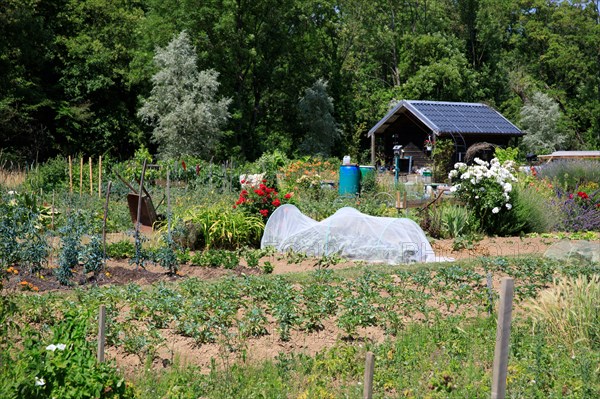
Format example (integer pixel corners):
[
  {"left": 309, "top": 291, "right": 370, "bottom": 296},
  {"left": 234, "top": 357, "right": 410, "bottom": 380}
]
[{"left": 261, "top": 204, "right": 439, "bottom": 264}]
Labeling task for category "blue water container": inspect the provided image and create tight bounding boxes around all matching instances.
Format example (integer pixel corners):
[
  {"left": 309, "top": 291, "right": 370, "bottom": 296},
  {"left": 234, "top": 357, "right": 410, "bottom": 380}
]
[{"left": 339, "top": 165, "right": 361, "bottom": 196}]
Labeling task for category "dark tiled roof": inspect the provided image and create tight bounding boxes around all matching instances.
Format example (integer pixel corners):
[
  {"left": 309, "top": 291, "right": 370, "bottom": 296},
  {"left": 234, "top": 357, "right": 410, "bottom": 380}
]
[{"left": 368, "top": 100, "right": 522, "bottom": 137}]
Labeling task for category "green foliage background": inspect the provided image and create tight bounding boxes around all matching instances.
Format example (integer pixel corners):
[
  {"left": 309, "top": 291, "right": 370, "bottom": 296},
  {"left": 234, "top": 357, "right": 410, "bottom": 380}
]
[{"left": 1, "top": 0, "right": 599, "bottom": 163}]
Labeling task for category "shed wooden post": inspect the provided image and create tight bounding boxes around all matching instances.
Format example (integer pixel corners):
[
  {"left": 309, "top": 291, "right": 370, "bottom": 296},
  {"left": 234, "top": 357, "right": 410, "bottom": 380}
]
[
  {"left": 491, "top": 277, "right": 515, "bottom": 399},
  {"left": 370, "top": 133, "right": 376, "bottom": 166}
]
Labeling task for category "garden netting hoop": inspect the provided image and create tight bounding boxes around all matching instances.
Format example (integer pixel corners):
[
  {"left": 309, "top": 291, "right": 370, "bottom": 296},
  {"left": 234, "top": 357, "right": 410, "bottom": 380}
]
[{"left": 261, "top": 204, "right": 449, "bottom": 264}]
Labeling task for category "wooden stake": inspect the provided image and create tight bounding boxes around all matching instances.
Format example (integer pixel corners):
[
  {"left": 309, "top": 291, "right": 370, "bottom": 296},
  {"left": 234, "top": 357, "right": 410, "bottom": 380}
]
[
  {"left": 491, "top": 277, "right": 515, "bottom": 399},
  {"left": 98, "top": 156, "right": 102, "bottom": 198},
  {"left": 102, "top": 181, "right": 112, "bottom": 265},
  {"left": 68, "top": 156, "right": 73, "bottom": 194},
  {"left": 363, "top": 351, "right": 374, "bottom": 399},
  {"left": 89, "top": 156, "right": 93, "bottom": 196},
  {"left": 97, "top": 304, "right": 106, "bottom": 362},
  {"left": 167, "top": 167, "right": 171, "bottom": 237},
  {"left": 134, "top": 161, "right": 147, "bottom": 270},
  {"left": 79, "top": 157, "right": 83, "bottom": 197},
  {"left": 51, "top": 191, "right": 55, "bottom": 231},
  {"left": 136, "top": 160, "right": 147, "bottom": 231}
]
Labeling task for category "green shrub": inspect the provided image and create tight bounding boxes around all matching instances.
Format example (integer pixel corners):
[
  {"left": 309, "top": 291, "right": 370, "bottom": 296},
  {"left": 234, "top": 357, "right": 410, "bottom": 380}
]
[
  {"left": 494, "top": 146, "right": 519, "bottom": 163},
  {"left": 449, "top": 158, "right": 526, "bottom": 235},
  {"left": 80, "top": 235, "right": 104, "bottom": 275},
  {"left": 0, "top": 311, "right": 134, "bottom": 398},
  {"left": 106, "top": 240, "right": 135, "bottom": 260},
  {"left": 432, "top": 139, "right": 454, "bottom": 183},
  {"left": 23, "top": 156, "right": 69, "bottom": 193},
  {"left": 153, "top": 235, "right": 179, "bottom": 274},
  {"left": 421, "top": 204, "right": 479, "bottom": 239},
  {"left": 56, "top": 211, "right": 87, "bottom": 285},
  {"left": 512, "top": 183, "right": 556, "bottom": 233},
  {"left": 190, "top": 249, "right": 239, "bottom": 269},
  {"left": 177, "top": 205, "right": 264, "bottom": 250}
]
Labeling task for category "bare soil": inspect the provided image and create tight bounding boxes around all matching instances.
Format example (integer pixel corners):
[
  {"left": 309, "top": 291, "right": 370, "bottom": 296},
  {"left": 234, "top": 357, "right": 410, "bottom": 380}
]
[{"left": 3, "top": 235, "right": 572, "bottom": 376}]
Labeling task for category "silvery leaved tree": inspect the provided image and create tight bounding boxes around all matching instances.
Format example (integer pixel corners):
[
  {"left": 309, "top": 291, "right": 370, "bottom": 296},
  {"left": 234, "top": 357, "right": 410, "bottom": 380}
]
[
  {"left": 138, "top": 31, "right": 231, "bottom": 159},
  {"left": 520, "top": 92, "right": 568, "bottom": 155},
  {"left": 298, "top": 78, "right": 340, "bottom": 157}
]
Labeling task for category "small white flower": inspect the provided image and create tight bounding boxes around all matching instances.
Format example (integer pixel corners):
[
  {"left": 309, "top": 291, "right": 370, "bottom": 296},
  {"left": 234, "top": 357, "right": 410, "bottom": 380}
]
[
  {"left": 35, "top": 377, "right": 45, "bottom": 386},
  {"left": 492, "top": 207, "right": 500, "bottom": 214},
  {"left": 46, "top": 343, "right": 66, "bottom": 352},
  {"left": 506, "top": 203, "right": 512, "bottom": 210}
]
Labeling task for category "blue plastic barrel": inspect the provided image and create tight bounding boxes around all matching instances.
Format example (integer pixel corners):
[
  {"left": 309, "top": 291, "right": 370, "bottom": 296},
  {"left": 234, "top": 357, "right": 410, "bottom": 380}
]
[{"left": 339, "top": 165, "right": 361, "bottom": 195}]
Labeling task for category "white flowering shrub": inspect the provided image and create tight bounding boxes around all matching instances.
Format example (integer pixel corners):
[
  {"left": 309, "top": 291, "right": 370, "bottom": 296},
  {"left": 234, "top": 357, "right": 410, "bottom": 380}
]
[{"left": 449, "top": 158, "right": 522, "bottom": 235}]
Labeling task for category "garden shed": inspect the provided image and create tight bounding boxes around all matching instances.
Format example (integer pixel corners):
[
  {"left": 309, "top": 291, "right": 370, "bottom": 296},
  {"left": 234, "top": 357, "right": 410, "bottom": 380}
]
[{"left": 368, "top": 100, "right": 523, "bottom": 169}]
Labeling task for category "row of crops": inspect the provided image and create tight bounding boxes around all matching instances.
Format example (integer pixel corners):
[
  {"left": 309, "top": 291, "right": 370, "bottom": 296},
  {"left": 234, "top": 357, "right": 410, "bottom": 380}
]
[{"left": 2, "top": 255, "right": 599, "bottom": 398}]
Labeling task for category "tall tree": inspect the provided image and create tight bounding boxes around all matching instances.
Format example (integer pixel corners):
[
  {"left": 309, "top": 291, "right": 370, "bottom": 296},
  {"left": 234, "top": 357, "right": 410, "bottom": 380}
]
[
  {"left": 521, "top": 91, "right": 568, "bottom": 154},
  {"left": 52, "top": 0, "right": 145, "bottom": 155},
  {"left": 138, "top": 31, "right": 231, "bottom": 159},
  {"left": 0, "top": 0, "right": 58, "bottom": 161},
  {"left": 298, "top": 79, "right": 341, "bottom": 156}
]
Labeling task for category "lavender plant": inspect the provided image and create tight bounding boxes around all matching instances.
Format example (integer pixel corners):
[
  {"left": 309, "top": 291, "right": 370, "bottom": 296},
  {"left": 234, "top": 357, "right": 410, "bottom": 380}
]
[{"left": 552, "top": 188, "right": 600, "bottom": 231}]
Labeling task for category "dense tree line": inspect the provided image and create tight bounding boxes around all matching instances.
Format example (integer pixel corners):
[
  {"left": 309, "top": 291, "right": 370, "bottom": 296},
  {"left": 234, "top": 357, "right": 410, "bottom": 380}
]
[{"left": 1, "top": 0, "right": 598, "bottom": 163}]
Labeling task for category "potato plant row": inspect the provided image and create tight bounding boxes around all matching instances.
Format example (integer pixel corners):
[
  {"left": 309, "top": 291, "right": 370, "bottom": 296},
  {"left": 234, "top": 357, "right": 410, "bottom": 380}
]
[{"left": 11, "top": 257, "right": 597, "bottom": 365}]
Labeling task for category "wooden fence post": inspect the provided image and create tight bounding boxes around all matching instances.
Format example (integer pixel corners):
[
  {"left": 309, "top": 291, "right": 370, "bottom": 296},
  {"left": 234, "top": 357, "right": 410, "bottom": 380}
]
[
  {"left": 89, "top": 156, "right": 93, "bottom": 196},
  {"left": 68, "top": 156, "right": 73, "bottom": 194},
  {"left": 79, "top": 157, "right": 83, "bottom": 197},
  {"left": 102, "top": 181, "right": 112, "bottom": 264},
  {"left": 363, "top": 351, "right": 375, "bottom": 399},
  {"left": 97, "top": 304, "right": 106, "bottom": 362},
  {"left": 491, "top": 277, "right": 514, "bottom": 399}
]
